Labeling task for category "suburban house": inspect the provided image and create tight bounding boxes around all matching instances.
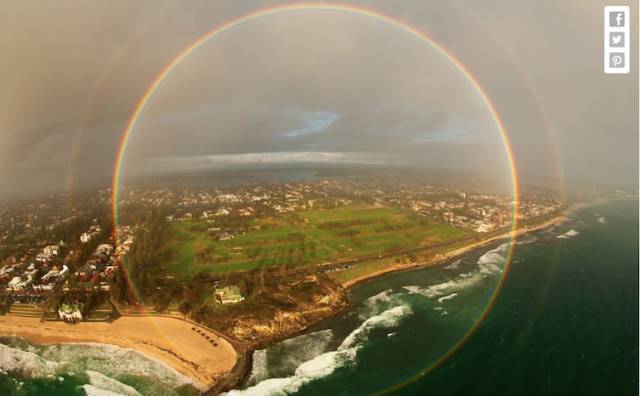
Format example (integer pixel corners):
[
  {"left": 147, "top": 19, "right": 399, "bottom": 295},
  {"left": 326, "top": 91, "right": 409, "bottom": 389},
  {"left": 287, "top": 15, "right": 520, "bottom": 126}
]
[{"left": 213, "top": 285, "right": 245, "bottom": 304}]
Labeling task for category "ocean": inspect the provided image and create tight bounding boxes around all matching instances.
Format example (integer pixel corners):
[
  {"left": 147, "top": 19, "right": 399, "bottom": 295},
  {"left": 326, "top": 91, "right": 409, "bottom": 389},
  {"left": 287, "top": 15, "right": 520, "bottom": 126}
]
[
  {"left": 0, "top": 340, "right": 200, "bottom": 395},
  {"left": 230, "top": 200, "right": 638, "bottom": 396},
  {"left": 1, "top": 200, "right": 637, "bottom": 395}
]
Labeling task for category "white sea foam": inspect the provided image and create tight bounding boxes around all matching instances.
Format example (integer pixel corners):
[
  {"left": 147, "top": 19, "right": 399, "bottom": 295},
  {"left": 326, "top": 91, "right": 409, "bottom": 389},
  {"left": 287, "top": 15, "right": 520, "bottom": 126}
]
[
  {"left": 0, "top": 340, "right": 197, "bottom": 395},
  {"left": 437, "top": 293, "right": 459, "bottom": 303},
  {"left": 85, "top": 370, "right": 141, "bottom": 396},
  {"left": 366, "top": 289, "right": 394, "bottom": 304},
  {"left": 597, "top": 216, "right": 606, "bottom": 224},
  {"left": 38, "top": 343, "right": 196, "bottom": 389},
  {"left": 82, "top": 384, "right": 126, "bottom": 396},
  {"left": 339, "top": 305, "right": 412, "bottom": 350},
  {"left": 227, "top": 304, "right": 412, "bottom": 396},
  {"left": 444, "top": 259, "right": 461, "bottom": 270},
  {"left": 405, "top": 243, "right": 507, "bottom": 300},
  {"left": 226, "top": 348, "right": 356, "bottom": 396},
  {"left": 0, "top": 343, "right": 62, "bottom": 378},
  {"left": 359, "top": 289, "right": 404, "bottom": 320},
  {"left": 557, "top": 229, "right": 579, "bottom": 239},
  {"left": 421, "top": 274, "right": 480, "bottom": 299},
  {"left": 246, "top": 349, "right": 268, "bottom": 386},
  {"left": 402, "top": 286, "right": 422, "bottom": 294},
  {"left": 253, "top": 329, "right": 334, "bottom": 382},
  {"left": 477, "top": 243, "right": 509, "bottom": 268},
  {"left": 276, "top": 329, "right": 333, "bottom": 361}
]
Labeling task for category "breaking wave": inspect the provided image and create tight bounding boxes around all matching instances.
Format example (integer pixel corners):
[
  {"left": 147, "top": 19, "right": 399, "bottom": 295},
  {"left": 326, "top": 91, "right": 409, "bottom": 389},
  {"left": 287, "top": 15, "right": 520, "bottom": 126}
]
[
  {"left": 246, "top": 349, "right": 269, "bottom": 386},
  {"left": 557, "top": 229, "right": 579, "bottom": 239},
  {"left": 404, "top": 243, "right": 508, "bottom": 300},
  {"left": 227, "top": 348, "right": 357, "bottom": 396},
  {"left": 82, "top": 384, "right": 127, "bottom": 396},
  {"left": 247, "top": 329, "right": 334, "bottom": 384},
  {"left": 339, "top": 305, "right": 412, "bottom": 350},
  {"left": 0, "top": 343, "right": 62, "bottom": 378},
  {"left": 358, "top": 289, "right": 405, "bottom": 320},
  {"left": 402, "top": 285, "right": 422, "bottom": 294},
  {"left": 444, "top": 259, "right": 461, "bottom": 270},
  {"left": 0, "top": 339, "right": 198, "bottom": 396},
  {"left": 38, "top": 343, "right": 195, "bottom": 388},
  {"left": 437, "top": 293, "right": 459, "bottom": 303},
  {"left": 228, "top": 302, "right": 412, "bottom": 396},
  {"left": 84, "top": 370, "right": 141, "bottom": 396}
]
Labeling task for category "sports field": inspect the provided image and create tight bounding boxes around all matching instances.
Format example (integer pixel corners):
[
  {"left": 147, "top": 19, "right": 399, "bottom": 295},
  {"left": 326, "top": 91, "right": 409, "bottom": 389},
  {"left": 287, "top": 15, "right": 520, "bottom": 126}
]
[{"left": 164, "top": 205, "right": 473, "bottom": 275}]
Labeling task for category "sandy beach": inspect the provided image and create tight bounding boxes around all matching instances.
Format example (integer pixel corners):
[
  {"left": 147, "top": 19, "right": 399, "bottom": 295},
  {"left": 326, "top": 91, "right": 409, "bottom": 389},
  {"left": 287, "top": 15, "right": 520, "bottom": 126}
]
[
  {"left": 0, "top": 315, "right": 237, "bottom": 390},
  {"left": 342, "top": 213, "right": 568, "bottom": 288}
]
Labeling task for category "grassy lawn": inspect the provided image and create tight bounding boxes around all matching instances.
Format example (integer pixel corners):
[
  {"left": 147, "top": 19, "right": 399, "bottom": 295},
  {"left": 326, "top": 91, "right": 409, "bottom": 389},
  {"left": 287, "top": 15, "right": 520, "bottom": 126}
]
[
  {"left": 330, "top": 236, "right": 485, "bottom": 284},
  {"left": 163, "top": 205, "right": 473, "bottom": 276},
  {"left": 331, "top": 257, "right": 391, "bottom": 284}
]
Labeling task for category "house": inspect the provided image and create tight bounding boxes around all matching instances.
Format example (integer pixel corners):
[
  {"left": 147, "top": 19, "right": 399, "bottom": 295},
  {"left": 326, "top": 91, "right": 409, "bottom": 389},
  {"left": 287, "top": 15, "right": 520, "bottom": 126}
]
[
  {"left": 215, "top": 208, "right": 230, "bottom": 217},
  {"left": 95, "top": 244, "right": 114, "bottom": 256},
  {"left": 80, "top": 233, "right": 91, "bottom": 243},
  {"left": 7, "top": 276, "right": 22, "bottom": 290},
  {"left": 41, "top": 264, "right": 68, "bottom": 282},
  {"left": 213, "top": 285, "right": 245, "bottom": 304},
  {"left": 80, "top": 225, "right": 101, "bottom": 243},
  {"left": 58, "top": 303, "right": 83, "bottom": 323}
]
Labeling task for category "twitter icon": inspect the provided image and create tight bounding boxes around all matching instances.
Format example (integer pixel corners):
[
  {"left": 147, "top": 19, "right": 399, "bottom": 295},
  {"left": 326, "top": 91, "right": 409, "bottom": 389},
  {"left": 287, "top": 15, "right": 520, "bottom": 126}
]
[{"left": 609, "top": 32, "right": 625, "bottom": 47}]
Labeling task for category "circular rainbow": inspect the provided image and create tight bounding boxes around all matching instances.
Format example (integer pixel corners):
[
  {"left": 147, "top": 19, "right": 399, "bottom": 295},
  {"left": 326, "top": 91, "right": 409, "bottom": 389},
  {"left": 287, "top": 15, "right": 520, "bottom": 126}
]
[{"left": 110, "top": 3, "right": 521, "bottom": 392}]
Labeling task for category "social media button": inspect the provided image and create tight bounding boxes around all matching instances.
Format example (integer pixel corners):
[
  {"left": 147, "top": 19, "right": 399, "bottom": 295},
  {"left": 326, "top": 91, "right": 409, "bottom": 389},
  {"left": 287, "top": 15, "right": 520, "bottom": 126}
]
[
  {"left": 609, "top": 10, "right": 625, "bottom": 27},
  {"left": 604, "top": 6, "right": 629, "bottom": 74},
  {"left": 609, "top": 52, "right": 625, "bottom": 68},
  {"left": 609, "top": 32, "right": 625, "bottom": 47}
]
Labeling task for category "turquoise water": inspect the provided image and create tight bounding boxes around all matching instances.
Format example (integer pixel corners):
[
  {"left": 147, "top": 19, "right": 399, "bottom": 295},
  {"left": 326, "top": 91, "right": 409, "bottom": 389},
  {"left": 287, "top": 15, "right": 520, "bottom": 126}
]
[
  {"left": 1, "top": 200, "right": 637, "bottom": 395},
  {"left": 231, "top": 200, "right": 638, "bottom": 395}
]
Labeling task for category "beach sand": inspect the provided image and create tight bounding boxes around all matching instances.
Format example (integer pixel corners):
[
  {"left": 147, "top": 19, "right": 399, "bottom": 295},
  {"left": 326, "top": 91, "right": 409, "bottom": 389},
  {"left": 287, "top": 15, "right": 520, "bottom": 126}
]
[{"left": 0, "top": 315, "right": 237, "bottom": 389}]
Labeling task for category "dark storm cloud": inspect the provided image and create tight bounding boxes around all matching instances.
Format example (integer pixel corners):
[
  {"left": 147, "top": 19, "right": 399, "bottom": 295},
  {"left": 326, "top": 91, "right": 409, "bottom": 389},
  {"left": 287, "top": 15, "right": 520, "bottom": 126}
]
[{"left": 0, "top": 0, "right": 636, "bottom": 200}]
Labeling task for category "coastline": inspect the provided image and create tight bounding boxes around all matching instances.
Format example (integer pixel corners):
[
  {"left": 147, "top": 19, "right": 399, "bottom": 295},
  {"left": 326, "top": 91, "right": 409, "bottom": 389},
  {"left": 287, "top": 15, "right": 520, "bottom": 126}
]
[
  {"left": 0, "top": 315, "right": 236, "bottom": 390},
  {"left": 226, "top": 209, "right": 575, "bottom": 391},
  {"left": 218, "top": 197, "right": 636, "bottom": 395},
  {"left": 0, "top": 203, "right": 591, "bottom": 393},
  {"left": 340, "top": 211, "right": 568, "bottom": 289}
]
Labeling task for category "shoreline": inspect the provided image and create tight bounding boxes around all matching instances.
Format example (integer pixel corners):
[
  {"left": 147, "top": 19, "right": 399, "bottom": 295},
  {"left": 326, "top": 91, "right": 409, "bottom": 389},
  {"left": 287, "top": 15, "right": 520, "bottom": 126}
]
[
  {"left": 0, "top": 315, "right": 237, "bottom": 390},
  {"left": 0, "top": 202, "right": 595, "bottom": 393},
  {"left": 340, "top": 211, "right": 569, "bottom": 289},
  {"left": 228, "top": 209, "right": 575, "bottom": 391}
]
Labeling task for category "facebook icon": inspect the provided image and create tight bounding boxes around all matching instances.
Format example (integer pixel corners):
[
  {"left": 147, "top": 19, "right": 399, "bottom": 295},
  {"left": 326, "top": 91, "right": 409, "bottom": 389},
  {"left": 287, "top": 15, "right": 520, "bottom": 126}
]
[{"left": 609, "top": 11, "right": 625, "bottom": 27}]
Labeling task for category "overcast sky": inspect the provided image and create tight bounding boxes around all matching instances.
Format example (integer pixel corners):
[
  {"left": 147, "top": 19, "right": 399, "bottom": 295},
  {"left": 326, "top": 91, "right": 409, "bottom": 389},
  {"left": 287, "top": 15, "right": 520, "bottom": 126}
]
[{"left": 0, "top": 0, "right": 637, "bottom": 200}]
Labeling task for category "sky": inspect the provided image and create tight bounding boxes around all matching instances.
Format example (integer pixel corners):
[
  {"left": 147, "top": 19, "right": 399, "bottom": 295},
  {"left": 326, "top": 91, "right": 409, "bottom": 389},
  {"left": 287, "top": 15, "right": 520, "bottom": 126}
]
[{"left": 0, "top": 0, "right": 637, "bottom": 201}]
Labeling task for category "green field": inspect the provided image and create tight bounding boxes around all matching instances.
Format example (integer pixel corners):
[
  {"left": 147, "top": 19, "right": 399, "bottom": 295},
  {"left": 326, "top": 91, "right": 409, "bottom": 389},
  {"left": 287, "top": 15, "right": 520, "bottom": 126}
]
[{"left": 163, "top": 205, "right": 473, "bottom": 276}]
